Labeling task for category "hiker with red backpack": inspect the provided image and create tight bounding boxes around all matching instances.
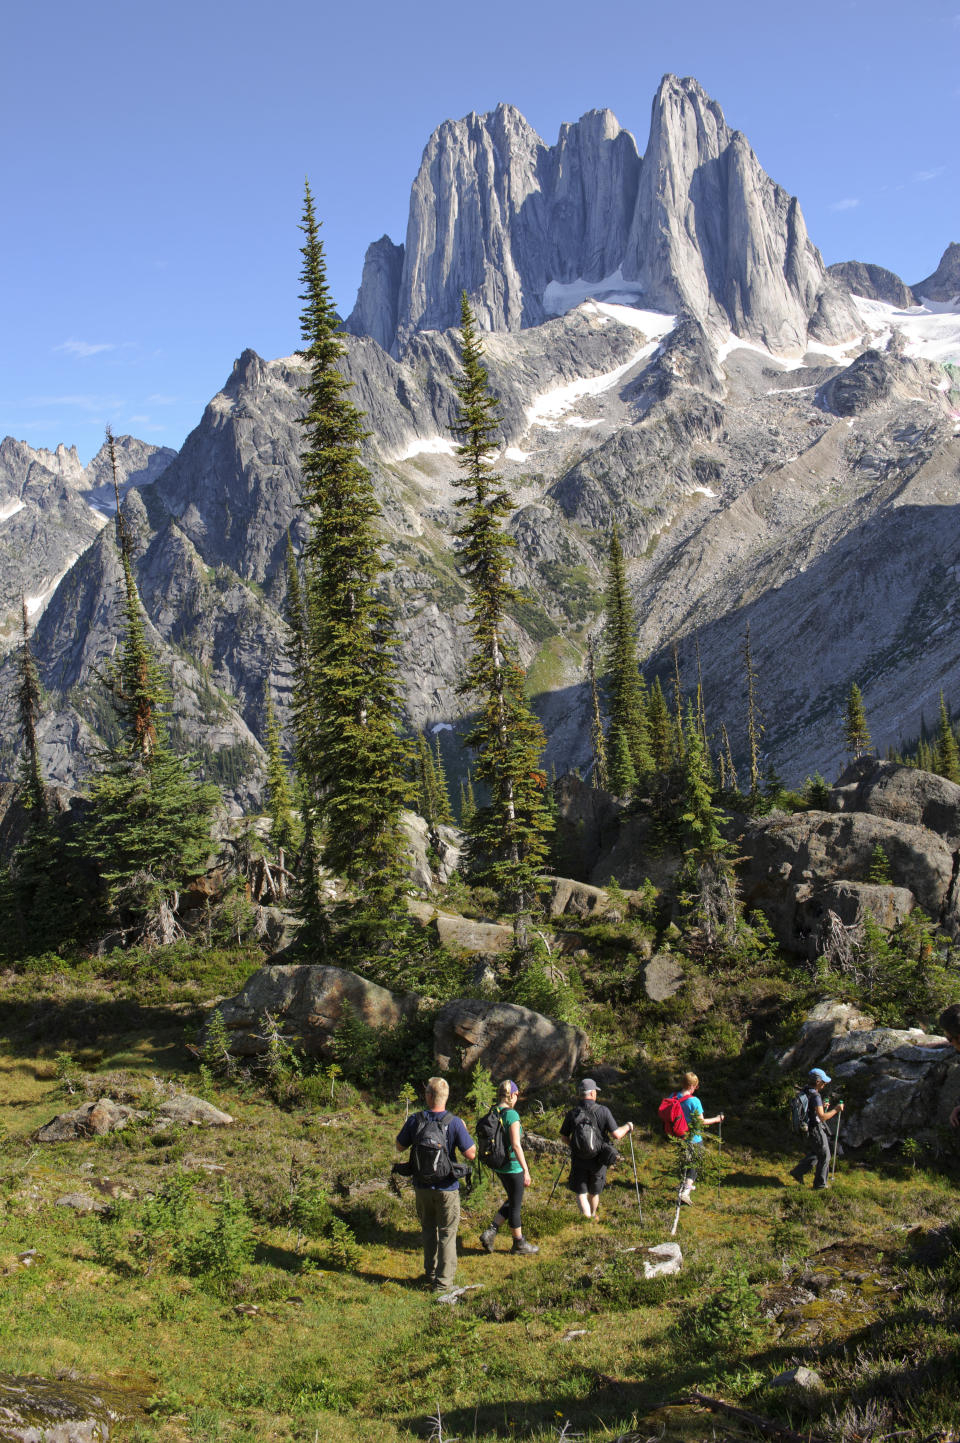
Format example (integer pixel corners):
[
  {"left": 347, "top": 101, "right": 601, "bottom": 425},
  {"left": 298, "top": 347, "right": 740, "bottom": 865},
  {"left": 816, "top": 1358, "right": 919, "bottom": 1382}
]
[
  {"left": 560, "top": 1078, "right": 635, "bottom": 1220},
  {"left": 659, "top": 1072, "right": 724, "bottom": 1206}
]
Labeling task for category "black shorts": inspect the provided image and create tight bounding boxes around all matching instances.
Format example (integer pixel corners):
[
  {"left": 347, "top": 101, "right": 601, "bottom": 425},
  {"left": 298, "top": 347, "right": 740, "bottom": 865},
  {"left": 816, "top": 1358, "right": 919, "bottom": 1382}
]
[{"left": 569, "top": 1162, "right": 607, "bottom": 1196}]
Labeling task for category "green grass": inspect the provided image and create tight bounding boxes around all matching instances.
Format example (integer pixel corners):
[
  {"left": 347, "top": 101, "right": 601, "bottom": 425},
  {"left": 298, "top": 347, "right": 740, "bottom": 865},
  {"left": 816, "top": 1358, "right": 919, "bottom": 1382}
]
[{"left": 2, "top": 948, "right": 960, "bottom": 1441}]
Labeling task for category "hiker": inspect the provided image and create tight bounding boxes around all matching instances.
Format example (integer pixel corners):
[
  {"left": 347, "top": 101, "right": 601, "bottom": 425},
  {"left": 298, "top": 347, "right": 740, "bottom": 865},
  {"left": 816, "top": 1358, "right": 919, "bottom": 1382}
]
[
  {"left": 670, "top": 1072, "right": 724, "bottom": 1206},
  {"left": 395, "top": 1076, "right": 476, "bottom": 1293},
  {"left": 560, "top": 1077, "right": 634, "bottom": 1219},
  {"left": 479, "top": 1080, "right": 539, "bottom": 1256},
  {"left": 937, "top": 1004, "right": 960, "bottom": 1127},
  {"left": 790, "top": 1067, "right": 843, "bottom": 1190}
]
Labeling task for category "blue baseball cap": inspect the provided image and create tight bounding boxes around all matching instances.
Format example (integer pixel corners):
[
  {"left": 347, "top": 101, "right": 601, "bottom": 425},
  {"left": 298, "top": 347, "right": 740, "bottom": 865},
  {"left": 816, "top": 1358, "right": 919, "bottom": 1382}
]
[{"left": 809, "top": 1067, "right": 831, "bottom": 1083}]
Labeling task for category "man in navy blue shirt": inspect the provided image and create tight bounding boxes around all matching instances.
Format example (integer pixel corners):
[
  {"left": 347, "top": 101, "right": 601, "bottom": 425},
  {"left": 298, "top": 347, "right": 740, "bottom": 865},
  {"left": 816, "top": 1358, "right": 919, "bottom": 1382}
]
[{"left": 396, "top": 1076, "right": 476, "bottom": 1293}]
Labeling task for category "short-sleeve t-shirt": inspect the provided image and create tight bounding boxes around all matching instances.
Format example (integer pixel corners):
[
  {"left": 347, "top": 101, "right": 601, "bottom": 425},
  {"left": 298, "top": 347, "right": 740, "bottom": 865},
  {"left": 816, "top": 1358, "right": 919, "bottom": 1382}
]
[
  {"left": 495, "top": 1105, "right": 523, "bottom": 1174},
  {"left": 804, "top": 1087, "right": 828, "bottom": 1138},
  {"left": 395, "top": 1109, "right": 475, "bottom": 1191},
  {"left": 678, "top": 1093, "right": 704, "bottom": 1145}
]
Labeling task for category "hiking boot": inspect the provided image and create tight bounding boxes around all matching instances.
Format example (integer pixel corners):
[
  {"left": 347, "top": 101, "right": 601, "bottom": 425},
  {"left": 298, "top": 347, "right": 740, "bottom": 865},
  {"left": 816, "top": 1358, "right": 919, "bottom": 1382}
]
[
  {"left": 511, "top": 1237, "right": 539, "bottom": 1255},
  {"left": 789, "top": 1165, "right": 807, "bottom": 1183},
  {"left": 480, "top": 1226, "right": 498, "bottom": 1253},
  {"left": 812, "top": 1182, "right": 829, "bottom": 1191},
  {"left": 679, "top": 1189, "right": 693, "bottom": 1206}
]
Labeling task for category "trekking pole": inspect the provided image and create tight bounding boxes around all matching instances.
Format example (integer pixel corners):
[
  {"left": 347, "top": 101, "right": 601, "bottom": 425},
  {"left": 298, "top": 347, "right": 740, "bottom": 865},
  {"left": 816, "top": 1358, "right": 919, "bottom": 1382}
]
[
  {"left": 831, "top": 1105, "right": 842, "bottom": 1181},
  {"left": 627, "top": 1131, "right": 643, "bottom": 1224},
  {"left": 716, "top": 1118, "right": 722, "bottom": 1205},
  {"left": 670, "top": 1186, "right": 682, "bottom": 1237},
  {"left": 547, "top": 1155, "right": 567, "bottom": 1204}
]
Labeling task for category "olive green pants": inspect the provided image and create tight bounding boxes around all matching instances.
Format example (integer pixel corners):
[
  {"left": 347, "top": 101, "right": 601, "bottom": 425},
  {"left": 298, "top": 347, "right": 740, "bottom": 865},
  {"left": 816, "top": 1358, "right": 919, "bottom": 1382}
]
[{"left": 414, "top": 1186, "right": 461, "bottom": 1291}]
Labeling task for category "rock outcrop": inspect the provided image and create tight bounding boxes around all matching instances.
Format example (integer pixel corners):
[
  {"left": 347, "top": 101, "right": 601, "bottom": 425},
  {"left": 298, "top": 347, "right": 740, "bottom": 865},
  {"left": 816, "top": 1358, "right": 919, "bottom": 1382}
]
[
  {"left": 827, "top": 260, "right": 915, "bottom": 309},
  {"left": 912, "top": 241, "right": 960, "bottom": 303},
  {"left": 433, "top": 998, "right": 587, "bottom": 1087},
  {"left": 34, "top": 1098, "right": 145, "bottom": 1142},
  {"left": 347, "top": 76, "right": 859, "bottom": 358},
  {"left": 831, "top": 757, "right": 960, "bottom": 848},
  {"left": 772, "top": 1000, "right": 960, "bottom": 1149},
  {"left": 740, "top": 808, "right": 960, "bottom": 954},
  {"left": 213, "top": 963, "right": 418, "bottom": 1057}
]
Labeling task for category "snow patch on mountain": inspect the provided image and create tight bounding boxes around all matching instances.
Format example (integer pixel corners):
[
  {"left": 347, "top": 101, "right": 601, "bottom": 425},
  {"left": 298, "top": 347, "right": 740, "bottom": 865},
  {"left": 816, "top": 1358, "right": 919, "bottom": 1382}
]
[
  {"left": 853, "top": 296, "right": 960, "bottom": 366},
  {"left": 525, "top": 342, "right": 660, "bottom": 429},
  {"left": 0, "top": 498, "right": 26, "bottom": 525},
  {"left": 394, "top": 436, "right": 458, "bottom": 462},
  {"left": 543, "top": 268, "right": 648, "bottom": 316}
]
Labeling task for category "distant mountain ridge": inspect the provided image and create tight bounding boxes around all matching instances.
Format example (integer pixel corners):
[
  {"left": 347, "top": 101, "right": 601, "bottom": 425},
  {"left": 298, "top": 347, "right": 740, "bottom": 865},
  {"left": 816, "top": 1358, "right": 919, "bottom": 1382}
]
[{"left": 347, "top": 74, "right": 860, "bottom": 359}]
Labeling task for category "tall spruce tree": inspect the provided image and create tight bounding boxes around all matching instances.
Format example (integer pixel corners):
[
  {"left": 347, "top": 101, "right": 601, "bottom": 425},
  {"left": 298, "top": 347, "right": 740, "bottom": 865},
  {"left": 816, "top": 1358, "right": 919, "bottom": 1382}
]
[
  {"left": 432, "top": 735, "right": 455, "bottom": 825},
  {"left": 843, "top": 681, "right": 871, "bottom": 760},
  {"left": 293, "top": 183, "right": 409, "bottom": 916},
  {"left": 264, "top": 690, "right": 298, "bottom": 855},
  {"left": 81, "top": 428, "right": 218, "bottom": 924},
  {"left": 647, "top": 676, "right": 674, "bottom": 773},
  {"left": 934, "top": 691, "right": 960, "bottom": 783},
  {"left": 743, "top": 623, "right": 764, "bottom": 802},
  {"left": 451, "top": 293, "right": 553, "bottom": 939},
  {"left": 604, "top": 525, "right": 651, "bottom": 793},
  {"left": 15, "top": 597, "right": 46, "bottom": 816},
  {"left": 677, "top": 701, "right": 736, "bottom": 948},
  {"left": 586, "top": 641, "right": 609, "bottom": 791}
]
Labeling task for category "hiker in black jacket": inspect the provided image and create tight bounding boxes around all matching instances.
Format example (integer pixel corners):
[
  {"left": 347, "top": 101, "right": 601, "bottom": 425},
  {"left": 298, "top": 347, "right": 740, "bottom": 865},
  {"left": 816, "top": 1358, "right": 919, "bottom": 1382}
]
[
  {"left": 560, "top": 1077, "right": 634, "bottom": 1220},
  {"left": 790, "top": 1067, "right": 843, "bottom": 1190}
]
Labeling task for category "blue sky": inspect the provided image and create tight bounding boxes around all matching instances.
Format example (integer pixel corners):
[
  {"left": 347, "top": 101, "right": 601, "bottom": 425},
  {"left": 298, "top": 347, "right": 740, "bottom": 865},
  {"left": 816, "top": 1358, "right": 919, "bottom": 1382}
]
[{"left": 2, "top": 0, "right": 957, "bottom": 463}]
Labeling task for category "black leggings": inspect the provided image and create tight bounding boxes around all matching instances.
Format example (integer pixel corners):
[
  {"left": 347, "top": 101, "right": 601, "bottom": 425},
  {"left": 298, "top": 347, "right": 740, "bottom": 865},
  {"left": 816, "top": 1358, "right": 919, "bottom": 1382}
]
[{"left": 495, "top": 1170, "right": 526, "bottom": 1228}]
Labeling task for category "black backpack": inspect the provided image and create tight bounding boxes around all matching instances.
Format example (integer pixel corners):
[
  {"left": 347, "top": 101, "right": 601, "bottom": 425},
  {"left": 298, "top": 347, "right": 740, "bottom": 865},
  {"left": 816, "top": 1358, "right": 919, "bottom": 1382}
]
[
  {"left": 790, "top": 1091, "right": 810, "bottom": 1134},
  {"left": 569, "top": 1103, "right": 604, "bottom": 1161},
  {"left": 476, "top": 1107, "right": 511, "bottom": 1170},
  {"left": 408, "top": 1110, "right": 456, "bottom": 1187}
]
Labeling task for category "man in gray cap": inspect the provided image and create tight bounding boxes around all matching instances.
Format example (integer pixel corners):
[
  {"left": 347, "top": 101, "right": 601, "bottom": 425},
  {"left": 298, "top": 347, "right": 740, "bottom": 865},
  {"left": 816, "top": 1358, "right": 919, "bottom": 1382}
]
[
  {"left": 791, "top": 1067, "right": 843, "bottom": 1190},
  {"left": 560, "top": 1078, "right": 634, "bottom": 1219}
]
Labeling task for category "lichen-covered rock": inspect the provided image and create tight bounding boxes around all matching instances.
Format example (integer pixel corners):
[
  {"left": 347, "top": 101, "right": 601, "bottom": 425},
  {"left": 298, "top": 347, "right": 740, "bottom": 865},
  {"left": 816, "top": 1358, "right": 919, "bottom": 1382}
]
[
  {"left": 213, "top": 964, "right": 418, "bottom": 1058},
  {"left": 642, "top": 954, "right": 684, "bottom": 1002},
  {"left": 642, "top": 1242, "right": 682, "bottom": 1279},
  {"left": 154, "top": 1095, "right": 233, "bottom": 1128},
  {"left": 772, "top": 999, "right": 876, "bottom": 1074},
  {"left": 33, "top": 1099, "right": 146, "bottom": 1143},
  {"left": 434, "top": 999, "right": 587, "bottom": 1088},
  {"left": 399, "top": 810, "right": 461, "bottom": 893},
  {"left": 54, "top": 1194, "right": 108, "bottom": 1214},
  {"left": 407, "top": 901, "right": 513, "bottom": 956},
  {"left": 0, "top": 1373, "right": 132, "bottom": 1441}
]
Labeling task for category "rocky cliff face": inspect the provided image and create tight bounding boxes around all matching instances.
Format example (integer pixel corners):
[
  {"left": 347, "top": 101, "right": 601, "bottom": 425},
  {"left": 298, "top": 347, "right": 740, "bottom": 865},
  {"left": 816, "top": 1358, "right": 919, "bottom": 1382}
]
[
  {"left": 347, "top": 76, "right": 859, "bottom": 359},
  {"left": 913, "top": 242, "right": 960, "bottom": 303}
]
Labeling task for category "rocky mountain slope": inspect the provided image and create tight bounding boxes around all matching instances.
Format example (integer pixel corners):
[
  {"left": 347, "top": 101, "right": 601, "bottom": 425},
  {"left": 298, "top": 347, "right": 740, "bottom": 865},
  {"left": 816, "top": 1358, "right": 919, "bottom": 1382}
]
[
  {"left": 1, "top": 77, "right": 958, "bottom": 809},
  {"left": 0, "top": 434, "right": 175, "bottom": 654}
]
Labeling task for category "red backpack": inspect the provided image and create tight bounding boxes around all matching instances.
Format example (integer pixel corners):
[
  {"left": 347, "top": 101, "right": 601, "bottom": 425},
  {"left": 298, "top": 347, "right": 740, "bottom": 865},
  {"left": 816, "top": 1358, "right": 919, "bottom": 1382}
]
[{"left": 658, "top": 1093, "right": 689, "bottom": 1139}]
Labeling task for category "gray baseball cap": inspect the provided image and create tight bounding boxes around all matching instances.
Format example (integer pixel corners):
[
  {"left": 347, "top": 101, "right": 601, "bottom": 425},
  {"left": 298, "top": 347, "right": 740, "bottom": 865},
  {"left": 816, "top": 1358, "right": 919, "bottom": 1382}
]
[{"left": 578, "top": 1078, "right": 599, "bottom": 1094}]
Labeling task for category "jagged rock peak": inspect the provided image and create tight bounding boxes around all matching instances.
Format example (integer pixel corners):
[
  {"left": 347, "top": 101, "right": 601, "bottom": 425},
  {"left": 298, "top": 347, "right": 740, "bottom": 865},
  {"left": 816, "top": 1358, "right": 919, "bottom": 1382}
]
[
  {"left": 913, "top": 242, "right": 960, "bottom": 304},
  {"left": 346, "top": 76, "right": 860, "bottom": 359}
]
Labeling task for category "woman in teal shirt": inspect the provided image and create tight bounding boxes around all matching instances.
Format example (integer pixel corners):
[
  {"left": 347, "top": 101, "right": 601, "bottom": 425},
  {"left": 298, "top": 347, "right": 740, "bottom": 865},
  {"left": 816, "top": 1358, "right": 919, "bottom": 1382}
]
[{"left": 480, "top": 1080, "right": 538, "bottom": 1255}]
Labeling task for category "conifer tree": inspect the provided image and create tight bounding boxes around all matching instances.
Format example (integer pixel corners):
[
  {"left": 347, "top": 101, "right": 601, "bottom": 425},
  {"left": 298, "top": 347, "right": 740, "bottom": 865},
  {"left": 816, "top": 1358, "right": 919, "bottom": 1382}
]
[
  {"left": 432, "top": 735, "right": 455, "bottom": 825},
  {"left": 413, "top": 730, "right": 442, "bottom": 825},
  {"left": 677, "top": 701, "right": 736, "bottom": 947},
  {"left": 586, "top": 641, "right": 608, "bottom": 791},
  {"left": 293, "top": 183, "right": 409, "bottom": 915},
  {"left": 843, "top": 682, "right": 871, "bottom": 760},
  {"left": 743, "top": 623, "right": 764, "bottom": 802},
  {"left": 15, "top": 597, "right": 46, "bottom": 817},
  {"left": 671, "top": 644, "right": 685, "bottom": 761},
  {"left": 264, "top": 690, "right": 297, "bottom": 855},
  {"left": 459, "top": 774, "right": 476, "bottom": 831},
  {"left": 647, "top": 676, "right": 674, "bottom": 773},
  {"left": 603, "top": 525, "right": 651, "bottom": 791},
  {"left": 450, "top": 293, "right": 553, "bottom": 939},
  {"left": 934, "top": 691, "right": 960, "bottom": 784},
  {"left": 284, "top": 536, "right": 322, "bottom": 922},
  {"left": 719, "top": 721, "right": 738, "bottom": 796},
  {"left": 82, "top": 428, "right": 218, "bottom": 923}
]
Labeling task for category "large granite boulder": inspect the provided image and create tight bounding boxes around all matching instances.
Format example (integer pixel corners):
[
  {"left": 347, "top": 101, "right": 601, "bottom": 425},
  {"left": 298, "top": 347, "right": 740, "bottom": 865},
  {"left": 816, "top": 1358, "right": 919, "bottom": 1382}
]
[
  {"left": 406, "top": 900, "right": 514, "bottom": 956},
  {"left": 434, "top": 999, "right": 588, "bottom": 1088},
  {"left": 214, "top": 964, "right": 418, "bottom": 1058},
  {"left": 771, "top": 1001, "right": 960, "bottom": 1148},
  {"left": 740, "top": 809, "right": 959, "bottom": 954},
  {"left": 831, "top": 758, "right": 960, "bottom": 849}
]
